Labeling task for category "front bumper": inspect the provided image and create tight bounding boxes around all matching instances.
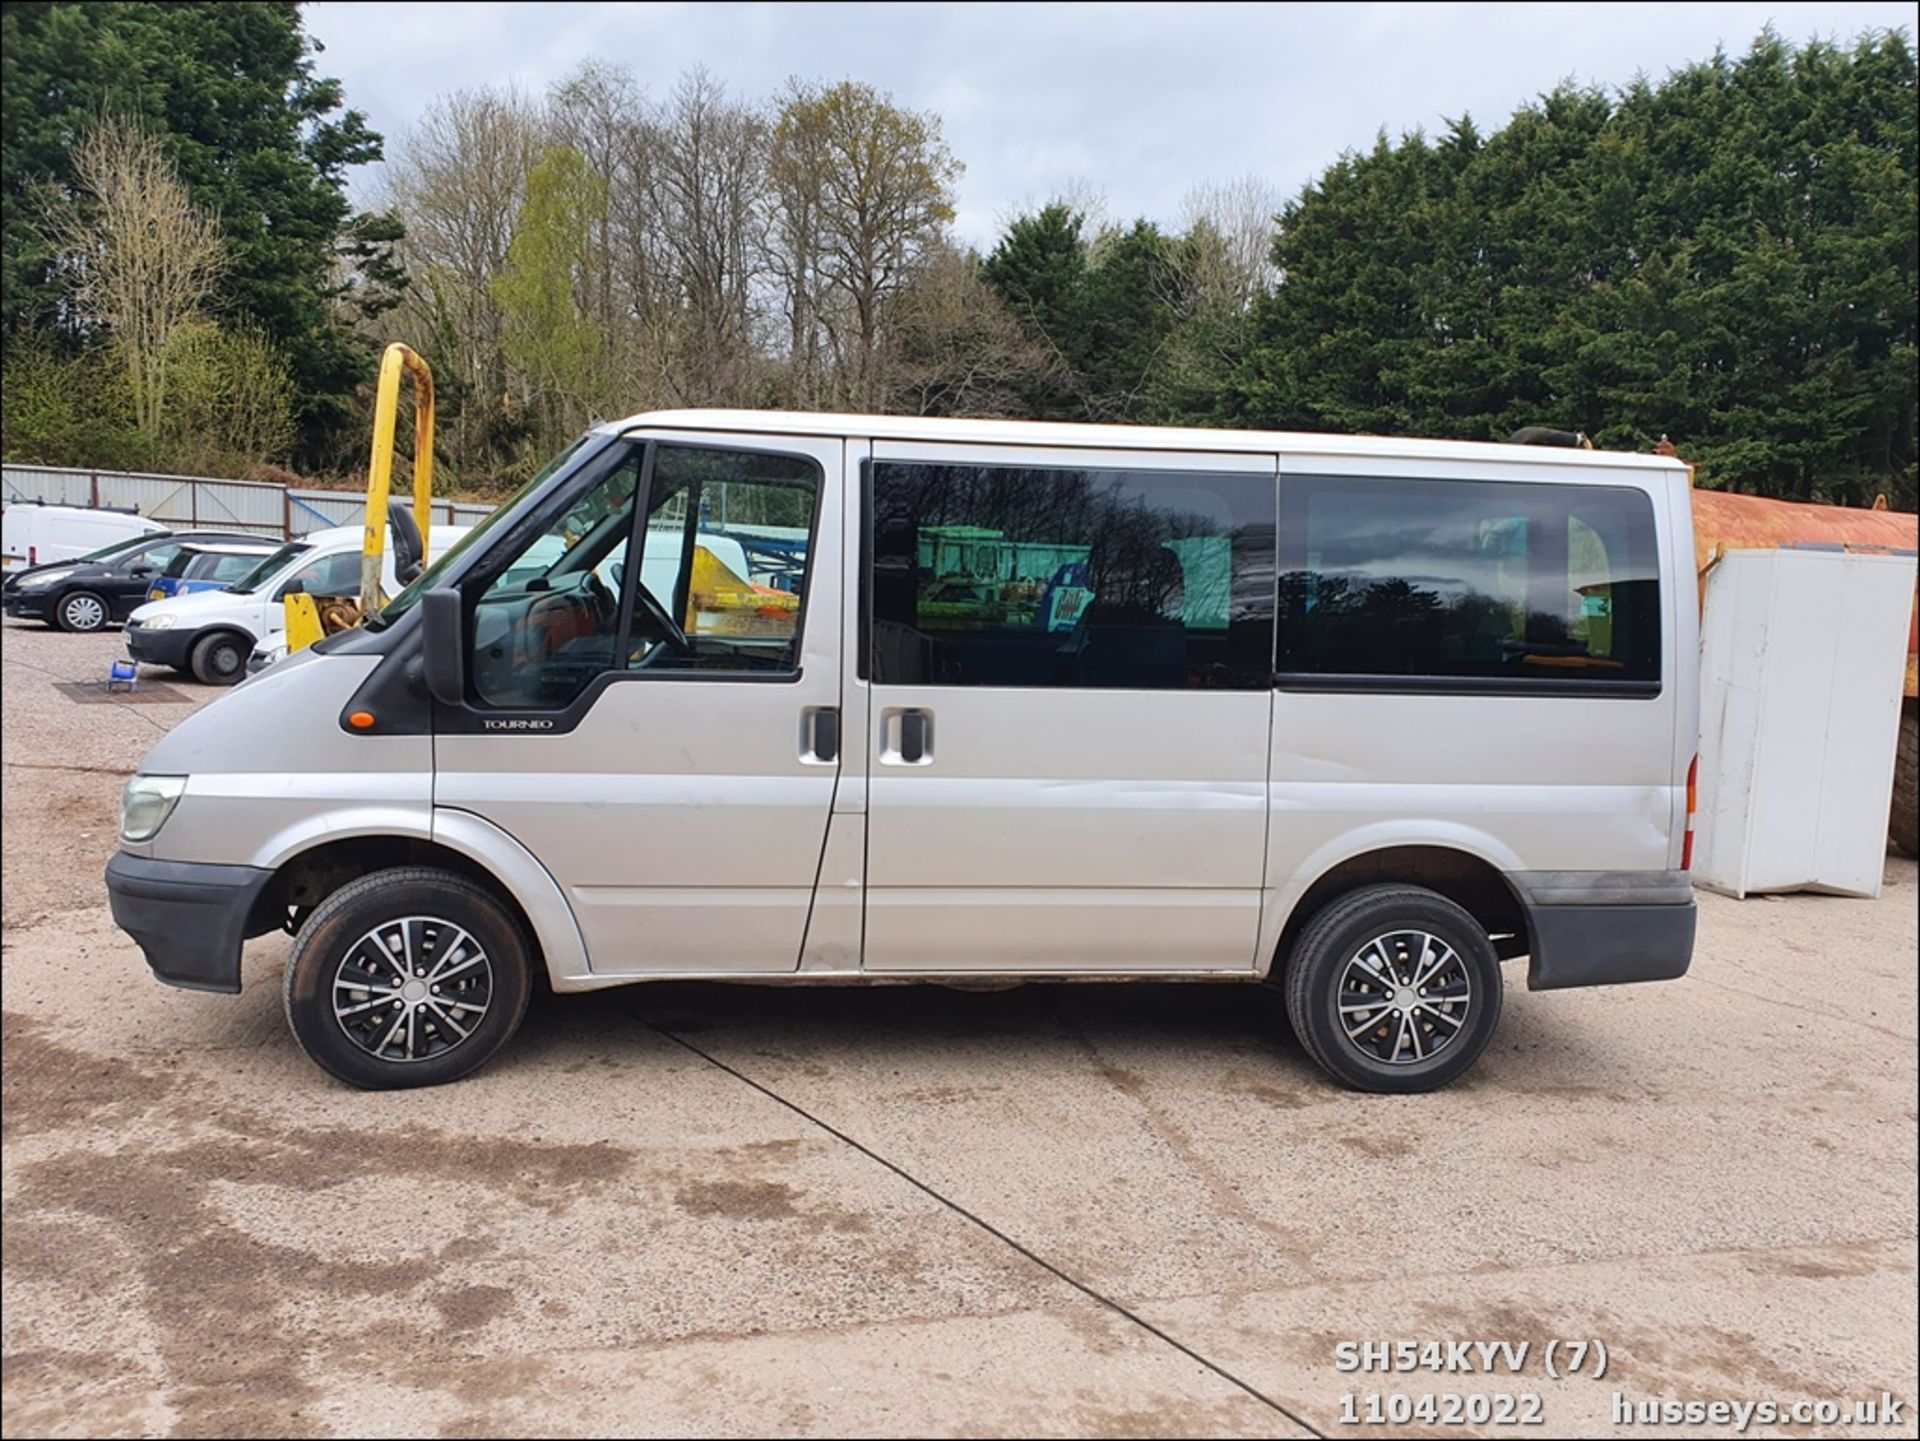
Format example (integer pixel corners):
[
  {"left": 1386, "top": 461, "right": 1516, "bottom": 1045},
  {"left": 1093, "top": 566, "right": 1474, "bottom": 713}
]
[
  {"left": 3, "top": 592, "right": 52, "bottom": 621},
  {"left": 105, "top": 852, "right": 275, "bottom": 994},
  {"left": 1513, "top": 870, "right": 1696, "bottom": 990},
  {"left": 125, "top": 624, "right": 194, "bottom": 669}
]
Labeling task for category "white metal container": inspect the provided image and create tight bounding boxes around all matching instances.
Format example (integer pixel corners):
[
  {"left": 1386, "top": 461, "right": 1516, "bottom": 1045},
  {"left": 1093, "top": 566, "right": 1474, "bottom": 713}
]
[{"left": 1694, "top": 546, "right": 1918, "bottom": 898}]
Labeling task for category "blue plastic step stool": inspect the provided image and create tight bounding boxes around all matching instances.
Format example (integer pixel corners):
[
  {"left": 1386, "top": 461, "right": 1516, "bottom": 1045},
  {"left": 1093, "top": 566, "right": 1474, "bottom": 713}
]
[{"left": 107, "top": 659, "right": 138, "bottom": 693}]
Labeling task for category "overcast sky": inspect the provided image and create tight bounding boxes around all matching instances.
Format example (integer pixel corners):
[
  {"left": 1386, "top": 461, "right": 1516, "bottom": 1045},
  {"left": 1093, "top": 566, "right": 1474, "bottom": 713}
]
[{"left": 308, "top": 1, "right": 1914, "bottom": 244}]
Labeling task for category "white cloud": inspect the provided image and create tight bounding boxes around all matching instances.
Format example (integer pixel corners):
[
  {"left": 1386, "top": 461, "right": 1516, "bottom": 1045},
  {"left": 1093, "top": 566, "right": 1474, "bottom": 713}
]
[{"left": 309, "top": 0, "right": 1915, "bottom": 245}]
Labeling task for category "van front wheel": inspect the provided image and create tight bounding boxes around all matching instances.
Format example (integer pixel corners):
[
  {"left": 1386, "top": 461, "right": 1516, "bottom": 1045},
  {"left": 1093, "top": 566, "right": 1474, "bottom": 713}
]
[
  {"left": 1282, "top": 885, "right": 1503, "bottom": 1093},
  {"left": 188, "top": 629, "right": 250, "bottom": 685},
  {"left": 283, "top": 867, "right": 533, "bottom": 1089}
]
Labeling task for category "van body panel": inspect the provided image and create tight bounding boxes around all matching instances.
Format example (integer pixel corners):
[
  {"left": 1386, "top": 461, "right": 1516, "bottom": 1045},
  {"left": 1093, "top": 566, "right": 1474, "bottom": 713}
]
[
  {"left": 431, "top": 807, "right": 593, "bottom": 987},
  {"left": 134, "top": 654, "right": 436, "bottom": 866},
  {"left": 1255, "top": 452, "right": 1688, "bottom": 971},
  {"left": 1665, "top": 481, "right": 1703, "bottom": 870},
  {"left": 798, "top": 811, "right": 866, "bottom": 971},
  {"left": 432, "top": 431, "right": 846, "bottom": 975},
  {"left": 860, "top": 439, "right": 1277, "bottom": 973},
  {"left": 2, "top": 504, "right": 165, "bottom": 569}
]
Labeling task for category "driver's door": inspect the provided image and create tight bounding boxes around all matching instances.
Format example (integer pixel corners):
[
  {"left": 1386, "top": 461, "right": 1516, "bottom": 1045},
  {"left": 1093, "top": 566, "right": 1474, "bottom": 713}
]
[{"left": 433, "top": 431, "right": 845, "bottom": 976}]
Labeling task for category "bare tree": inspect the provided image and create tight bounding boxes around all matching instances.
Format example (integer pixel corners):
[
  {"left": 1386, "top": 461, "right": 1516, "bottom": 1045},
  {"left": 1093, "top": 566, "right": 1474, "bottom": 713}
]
[
  {"left": 1179, "top": 176, "right": 1281, "bottom": 309},
  {"left": 50, "top": 117, "right": 225, "bottom": 444},
  {"left": 549, "top": 62, "right": 650, "bottom": 387},
  {"left": 885, "top": 242, "right": 1059, "bottom": 417},
  {"left": 772, "top": 81, "right": 960, "bottom": 410},
  {"left": 767, "top": 80, "right": 833, "bottom": 408},
  {"left": 646, "top": 69, "right": 771, "bottom": 405},
  {"left": 385, "top": 85, "right": 545, "bottom": 473}
]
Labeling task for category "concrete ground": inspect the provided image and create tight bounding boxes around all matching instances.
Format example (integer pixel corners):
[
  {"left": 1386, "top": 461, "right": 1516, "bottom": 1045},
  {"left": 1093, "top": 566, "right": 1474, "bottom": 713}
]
[{"left": 3, "top": 620, "right": 1916, "bottom": 1440}]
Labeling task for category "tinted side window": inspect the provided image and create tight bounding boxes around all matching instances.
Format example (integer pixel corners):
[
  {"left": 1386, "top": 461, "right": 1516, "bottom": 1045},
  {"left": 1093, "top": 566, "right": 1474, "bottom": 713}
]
[
  {"left": 870, "top": 461, "right": 1275, "bottom": 690},
  {"left": 1276, "top": 476, "right": 1660, "bottom": 690},
  {"left": 206, "top": 552, "right": 269, "bottom": 583}
]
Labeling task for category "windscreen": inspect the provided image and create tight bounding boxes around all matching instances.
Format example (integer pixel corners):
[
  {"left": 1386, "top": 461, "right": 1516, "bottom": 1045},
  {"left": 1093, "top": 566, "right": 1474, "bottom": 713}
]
[
  {"left": 227, "top": 542, "right": 310, "bottom": 594},
  {"left": 373, "top": 431, "right": 601, "bottom": 626},
  {"left": 75, "top": 534, "right": 157, "bottom": 564}
]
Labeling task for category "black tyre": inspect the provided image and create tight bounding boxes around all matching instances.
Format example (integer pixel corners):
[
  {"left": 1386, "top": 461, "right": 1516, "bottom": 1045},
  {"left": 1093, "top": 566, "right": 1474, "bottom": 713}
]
[
  {"left": 1282, "top": 884, "right": 1502, "bottom": 1093},
  {"left": 188, "top": 629, "right": 250, "bottom": 685},
  {"left": 283, "top": 866, "right": 533, "bottom": 1089},
  {"left": 54, "top": 589, "right": 111, "bottom": 633}
]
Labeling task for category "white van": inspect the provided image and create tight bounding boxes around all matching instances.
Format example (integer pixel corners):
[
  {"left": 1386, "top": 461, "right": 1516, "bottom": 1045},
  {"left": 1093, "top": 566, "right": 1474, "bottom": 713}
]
[
  {"left": 106, "top": 415, "right": 1700, "bottom": 1093},
  {"left": 124, "top": 524, "right": 470, "bottom": 684},
  {"left": 1, "top": 502, "right": 167, "bottom": 570}
]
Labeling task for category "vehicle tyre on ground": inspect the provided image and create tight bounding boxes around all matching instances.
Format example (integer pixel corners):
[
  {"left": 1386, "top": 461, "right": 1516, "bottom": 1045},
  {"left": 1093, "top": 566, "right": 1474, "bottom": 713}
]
[
  {"left": 54, "top": 590, "right": 111, "bottom": 633},
  {"left": 188, "top": 629, "right": 250, "bottom": 685},
  {"left": 1282, "top": 884, "right": 1503, "bottom": 1093},
  {"left": 1892, "top": 703, "right": 1918, "bottom": 859},
  {"left": 283, "top": 866, "right": 533, "bottom": 1089}
]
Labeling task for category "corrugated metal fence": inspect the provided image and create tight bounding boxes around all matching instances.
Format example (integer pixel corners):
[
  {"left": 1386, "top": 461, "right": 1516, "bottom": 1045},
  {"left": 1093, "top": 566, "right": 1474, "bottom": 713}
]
[{"left": 1, "top": 464, "right": 493, "bottom": 539}]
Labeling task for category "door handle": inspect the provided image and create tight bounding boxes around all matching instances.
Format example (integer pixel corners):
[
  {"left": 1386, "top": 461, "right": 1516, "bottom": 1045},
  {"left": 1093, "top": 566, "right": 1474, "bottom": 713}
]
[
  {"left": 879, "top": 707, "right": 933, "bottom": 765},
  {"left": 900, "top": 710, "right": 928, "bottom": 763},
  {"left": 801, "top": 706, "right": 839, "bottom": 764}
]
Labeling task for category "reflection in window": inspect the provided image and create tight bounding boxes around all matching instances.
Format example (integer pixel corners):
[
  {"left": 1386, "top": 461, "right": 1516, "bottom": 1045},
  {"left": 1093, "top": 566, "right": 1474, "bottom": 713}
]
[
  {"left": 280, "top": 550, "right": 363, "bottom": 599},
  {"left": 632, "top": 447, "right": 819, "bottom": 674},
  {"left": 467, "top": 448, "right": 644, "bottom": 709},
  {"left": 869, "top": 462, "right": 1276, "bottom": 689},
  {"left": 1276, "top": 476, "right": 1660, "bottom": 687}
]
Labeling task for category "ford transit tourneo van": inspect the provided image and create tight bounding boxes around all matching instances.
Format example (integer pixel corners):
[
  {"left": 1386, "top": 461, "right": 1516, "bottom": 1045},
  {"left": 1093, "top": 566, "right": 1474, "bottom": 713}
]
[{"left": 106, "top": 415, "right": 1699, "bottom": 1092}]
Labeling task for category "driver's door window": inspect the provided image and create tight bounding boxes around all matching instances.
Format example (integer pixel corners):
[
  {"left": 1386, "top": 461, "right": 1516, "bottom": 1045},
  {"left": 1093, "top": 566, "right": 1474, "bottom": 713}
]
[
  {"left": 467, "top": 447, "right": 643, "bottom": 709},
  {"left": 124, "top": 541, "right": 182, "bottom": 576},
  {"left": 277, "top": 551, "right": 362, "bottom": 599},
  {"left": 627, "top": 445, "right": 818, "bottom": 675}
]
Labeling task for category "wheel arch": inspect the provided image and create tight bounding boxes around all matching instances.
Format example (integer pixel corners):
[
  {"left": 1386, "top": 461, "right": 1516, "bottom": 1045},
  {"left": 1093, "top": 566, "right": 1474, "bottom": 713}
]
[
  {"left": 244, "top": 815, "right": 589, "bottom": 988},
  {"left": 1263, "top": 841, "right": 1529, "bottom": 980}
]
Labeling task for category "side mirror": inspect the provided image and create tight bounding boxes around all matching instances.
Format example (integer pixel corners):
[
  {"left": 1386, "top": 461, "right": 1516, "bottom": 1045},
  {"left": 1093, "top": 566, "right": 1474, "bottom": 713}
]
[
  {"left": 279, "top": 579, "right": 306, "bottom": 597},
  {"left": 128, "top": 563, "right": 155, "bottom": 578},
  {"left": 421, "top": 587, "right": 466, "bottom": 706}
]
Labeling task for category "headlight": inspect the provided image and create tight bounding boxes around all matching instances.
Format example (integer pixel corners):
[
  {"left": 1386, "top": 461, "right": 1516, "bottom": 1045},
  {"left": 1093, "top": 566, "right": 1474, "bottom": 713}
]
[
  {"left": 139, "top": 613, "right": 177, "bottom": 631},
  {"left": 120, "top": 774, "right": 187, "bottom": 842},
  {"left": 17, "top": 568, "right": 73, "bottom": 590}
]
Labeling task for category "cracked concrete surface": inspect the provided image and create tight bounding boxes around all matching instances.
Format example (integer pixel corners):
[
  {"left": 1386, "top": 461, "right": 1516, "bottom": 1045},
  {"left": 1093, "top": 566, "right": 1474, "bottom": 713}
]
[{"left": 4, "top": 622, "right": 1916, "bottom": 1438}]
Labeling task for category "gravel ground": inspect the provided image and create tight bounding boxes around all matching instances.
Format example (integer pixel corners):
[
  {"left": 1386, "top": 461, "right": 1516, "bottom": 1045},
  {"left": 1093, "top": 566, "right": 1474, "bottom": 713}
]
[{"left": 3, "top": 618, "right": 1916, "bottom": 1439}]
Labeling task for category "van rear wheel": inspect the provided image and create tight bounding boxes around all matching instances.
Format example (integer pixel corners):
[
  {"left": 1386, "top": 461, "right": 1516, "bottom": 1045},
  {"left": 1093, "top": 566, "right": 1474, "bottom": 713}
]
[
  {"left": 283, "top": 867, "right": 533, "bottom": 1089},
  {"left": 1282, "top": 885, "right": 1502, "bottom": 1093}
]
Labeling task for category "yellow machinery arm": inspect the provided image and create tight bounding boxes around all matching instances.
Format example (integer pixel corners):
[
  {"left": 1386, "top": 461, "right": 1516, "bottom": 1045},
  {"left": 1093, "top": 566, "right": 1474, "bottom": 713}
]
[
  {"left": 360, "top": 342, "right": 436, "bottom": 613},
  {"left": 286, "top": 343, "right": 436, "bottom": 655}
]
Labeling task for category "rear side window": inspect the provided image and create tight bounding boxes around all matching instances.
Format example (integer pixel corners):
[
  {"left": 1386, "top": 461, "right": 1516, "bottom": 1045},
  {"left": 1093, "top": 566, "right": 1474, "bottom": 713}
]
[
  {"left": 1276, "top": 475, "right": 1661, "bottom": 692},
  {"left": 197, "top": 551, "right": 269, "bottom": 583},
  {"left": 869, "top": 460, "right": 1275, "bottom": 689}
]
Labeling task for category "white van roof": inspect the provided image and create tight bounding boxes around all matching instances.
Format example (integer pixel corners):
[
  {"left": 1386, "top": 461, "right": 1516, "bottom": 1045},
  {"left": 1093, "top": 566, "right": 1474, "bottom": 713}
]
[
  {"left": 296, "top": 523, "right": 472, "bottom": 551},
  {"left": 600, "top": 410, "right": 1689, "bottom": 475},
  {"left": 2, "top": 503, "right": 169, "bottom": 529}
]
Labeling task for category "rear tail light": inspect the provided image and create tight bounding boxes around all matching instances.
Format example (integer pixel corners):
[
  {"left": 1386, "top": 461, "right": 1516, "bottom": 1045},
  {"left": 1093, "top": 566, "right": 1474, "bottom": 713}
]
[
  {"left": 1681, "top": 754, "right": 1699, "bottom": 870},
  {"left": 29, "top": 546, "right": 37, "bottom": 565}
]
